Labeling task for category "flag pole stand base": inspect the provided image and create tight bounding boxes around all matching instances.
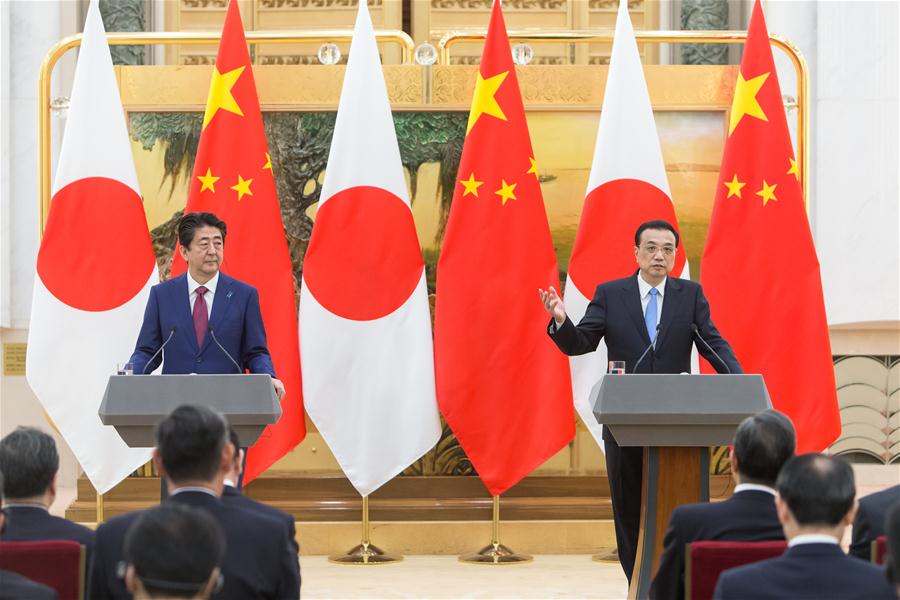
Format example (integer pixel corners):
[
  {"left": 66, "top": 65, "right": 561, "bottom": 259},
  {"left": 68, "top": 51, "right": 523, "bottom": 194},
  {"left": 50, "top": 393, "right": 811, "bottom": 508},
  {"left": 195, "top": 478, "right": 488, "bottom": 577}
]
[
  {"left": 328, "top": 495, "right": 402, "bottom": 565},
  {"left": 459, "top": 496, "right": 532, "bottom": 565},
  {"left": 592, "top": 548, "right": 619, "bottom": 563}
]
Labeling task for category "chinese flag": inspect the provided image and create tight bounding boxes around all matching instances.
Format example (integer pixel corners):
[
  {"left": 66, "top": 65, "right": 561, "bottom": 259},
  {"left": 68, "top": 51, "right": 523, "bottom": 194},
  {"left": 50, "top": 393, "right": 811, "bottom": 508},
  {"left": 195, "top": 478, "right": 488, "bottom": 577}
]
[
  {"left": 701, "top": 0, "right": 839, "bottom": 452},
  {"left": 171, "top": 0, "right": 305, "bottom": 481},
  {"left": 434, "top": 0, "right": 574, "bottom": 496}
]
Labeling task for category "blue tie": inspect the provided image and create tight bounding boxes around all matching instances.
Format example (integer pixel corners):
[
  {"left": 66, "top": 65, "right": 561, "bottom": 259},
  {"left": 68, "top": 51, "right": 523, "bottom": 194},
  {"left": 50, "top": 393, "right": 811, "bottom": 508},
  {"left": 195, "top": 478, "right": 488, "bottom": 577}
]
[{"left": 645, "top": 288, "right": 659, "bottom": 344}]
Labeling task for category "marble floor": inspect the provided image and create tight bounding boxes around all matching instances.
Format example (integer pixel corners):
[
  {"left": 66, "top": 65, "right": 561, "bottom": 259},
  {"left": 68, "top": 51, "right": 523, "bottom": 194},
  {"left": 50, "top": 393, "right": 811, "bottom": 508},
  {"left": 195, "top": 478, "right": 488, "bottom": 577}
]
[{"left": 301, "top": 555, "right": 629, "bottom": 599}]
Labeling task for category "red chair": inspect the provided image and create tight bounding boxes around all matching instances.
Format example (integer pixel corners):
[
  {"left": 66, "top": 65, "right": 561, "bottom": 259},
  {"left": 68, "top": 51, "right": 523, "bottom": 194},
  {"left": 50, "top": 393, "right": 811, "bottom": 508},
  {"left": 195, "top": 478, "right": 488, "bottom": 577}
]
[
  {"left": 685, "top": 540, "right": 788, "bottom": 600},
  {"left": 873, "top": 535, "right": 888, "bottom": 565},
  {"left": 0, "top": 540, "right": 85, "bottom": 600}
]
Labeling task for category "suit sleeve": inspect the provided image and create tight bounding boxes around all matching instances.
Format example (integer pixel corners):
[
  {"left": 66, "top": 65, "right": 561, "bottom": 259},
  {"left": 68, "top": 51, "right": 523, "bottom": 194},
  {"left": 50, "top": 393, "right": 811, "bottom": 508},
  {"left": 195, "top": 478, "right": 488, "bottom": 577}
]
[
  {"left": 849, "top": 501, "right": 873, "bottom": 560},
  {"left": 547, "top": 285, "right": 608, "bottom": 356},
  {"left": 649, "top": 511, "right": 687, "bottom": 600},
  {"left": 129, "top": 286, "right": 162, "bottom": 375},
  {"left": 694, "top": 286, "right": 743, "bottom": 374},
  {"left": 87, "top": 526, "right": 112, "bottom": 600},
  {"left": 712, "top": 570, "right": 738, "bottom": 600},
  {"left": 274, "top": 524, "right": 301, "bottom": 600},
  {"left": 241, "top": 288, "right": 276, "bottom": 377}
]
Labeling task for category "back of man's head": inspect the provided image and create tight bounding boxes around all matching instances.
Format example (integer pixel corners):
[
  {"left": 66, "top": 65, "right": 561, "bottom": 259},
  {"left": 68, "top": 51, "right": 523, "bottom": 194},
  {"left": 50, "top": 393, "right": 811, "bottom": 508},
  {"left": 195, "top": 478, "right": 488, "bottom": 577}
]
[
  {"left": 124, "top": 503, "right": 225, "bottom": 599},
  {"left": 733, "top": 409, "right": 796, "bottom": 486},
  {"left": 155, "top": 405, "right": 227, "bottom": 484},
  {"left": 0, "top": 427, "right": 59, "bottom": 499},
  {"left": 776, "top": 453, "right": 855, "bottom": 526},
  {"left": 887, "top": 503, "right": 900, "bottom": 591}
]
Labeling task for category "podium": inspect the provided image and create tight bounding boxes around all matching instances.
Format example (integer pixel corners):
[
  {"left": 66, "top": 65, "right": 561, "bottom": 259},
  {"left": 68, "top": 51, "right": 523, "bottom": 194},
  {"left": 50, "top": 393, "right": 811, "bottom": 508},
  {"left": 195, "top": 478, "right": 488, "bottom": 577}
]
[
  {"left": 590, "top": 374, "right": 770, "bottom": 600},
  {"left": 99, "top": 374, "right": 282, "bottom": 448}
]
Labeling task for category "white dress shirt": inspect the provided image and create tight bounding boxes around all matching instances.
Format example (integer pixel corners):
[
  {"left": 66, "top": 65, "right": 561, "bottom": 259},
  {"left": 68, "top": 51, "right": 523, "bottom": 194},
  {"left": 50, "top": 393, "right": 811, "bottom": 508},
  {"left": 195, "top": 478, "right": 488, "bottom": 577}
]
[
  {"left": 788, "top": 533, "right": 840, "bottom": 547},
  {"left": 637, "top": 273, "right": 666, "bottom": 328},
  {"left": 733, "top": 483, "right": 777, "bottom": 496},
  {"left": 187, "top": 271, "right": 219, "bottom": 319}
]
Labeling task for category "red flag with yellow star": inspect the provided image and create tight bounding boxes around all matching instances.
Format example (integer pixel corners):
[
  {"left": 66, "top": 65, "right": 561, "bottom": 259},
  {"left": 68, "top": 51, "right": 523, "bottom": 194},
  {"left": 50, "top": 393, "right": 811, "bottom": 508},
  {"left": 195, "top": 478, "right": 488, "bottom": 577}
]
[
  {"left": 171, "top": 0, "right": 304, "bottom": 481},
  {"left": 434, "top": 0, "right": 574, "bottom": 496},
  {"left": 701, "top": 0, "right": 838, "bottom": 452}
]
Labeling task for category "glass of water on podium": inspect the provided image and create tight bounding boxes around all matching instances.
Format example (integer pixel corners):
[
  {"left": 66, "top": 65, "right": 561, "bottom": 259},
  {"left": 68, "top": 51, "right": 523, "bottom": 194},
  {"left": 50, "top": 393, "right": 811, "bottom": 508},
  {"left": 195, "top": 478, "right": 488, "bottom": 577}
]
[
  {"left": 116, "top": 362, "right": 134, "bottom": 376},
  {"left": 608, "top": 361, "right": 626, "bottom": 375}
]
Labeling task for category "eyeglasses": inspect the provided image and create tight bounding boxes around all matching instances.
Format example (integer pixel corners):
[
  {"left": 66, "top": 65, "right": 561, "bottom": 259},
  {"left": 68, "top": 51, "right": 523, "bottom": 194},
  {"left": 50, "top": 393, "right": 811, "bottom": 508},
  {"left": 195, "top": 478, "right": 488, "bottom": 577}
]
[{"left": 639, "top": 244, "right": 676, "bottom": 257}]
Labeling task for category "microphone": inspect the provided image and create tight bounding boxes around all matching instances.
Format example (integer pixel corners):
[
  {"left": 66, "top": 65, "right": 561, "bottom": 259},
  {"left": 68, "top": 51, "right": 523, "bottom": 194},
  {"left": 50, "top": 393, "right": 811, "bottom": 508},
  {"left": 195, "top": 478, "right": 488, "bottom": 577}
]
[
  {"left": 142, "top": 327, "right": 176, "bottom": 374},
  {"left": 691, "top": 323, "right": 732, "bottom": 375},
  {"left": 208, "top": 327, "right": 242, "bottom": 374},
  {"left": 633, "top": 324, "right": 661, "bottom": 373}
]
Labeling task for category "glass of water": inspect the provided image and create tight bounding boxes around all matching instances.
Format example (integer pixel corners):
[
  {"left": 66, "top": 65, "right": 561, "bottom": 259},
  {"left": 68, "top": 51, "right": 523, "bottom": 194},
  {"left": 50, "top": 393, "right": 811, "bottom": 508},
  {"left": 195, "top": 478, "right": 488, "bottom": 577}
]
[
  {"left": 116, "top": 362, "right": 134, "bottom": 376},
  {"left": 608, "top": 361, "right": 626, "bottom": 375}
]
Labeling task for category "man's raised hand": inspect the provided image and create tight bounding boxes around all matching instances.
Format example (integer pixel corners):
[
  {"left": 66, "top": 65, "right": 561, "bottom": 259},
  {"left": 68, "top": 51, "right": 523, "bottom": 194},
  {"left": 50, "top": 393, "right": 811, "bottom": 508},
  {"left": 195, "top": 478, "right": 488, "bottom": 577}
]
[{"left": 538, "top": 286, "right": 566, "bottom": 324}]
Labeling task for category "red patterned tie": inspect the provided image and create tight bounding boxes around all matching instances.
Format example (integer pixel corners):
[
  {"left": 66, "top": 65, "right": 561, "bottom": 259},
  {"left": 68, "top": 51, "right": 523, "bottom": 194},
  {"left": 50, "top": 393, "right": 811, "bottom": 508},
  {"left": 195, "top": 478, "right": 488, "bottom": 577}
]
[{"left": 193, "top": 286, "right": 209, "bottom": 346}]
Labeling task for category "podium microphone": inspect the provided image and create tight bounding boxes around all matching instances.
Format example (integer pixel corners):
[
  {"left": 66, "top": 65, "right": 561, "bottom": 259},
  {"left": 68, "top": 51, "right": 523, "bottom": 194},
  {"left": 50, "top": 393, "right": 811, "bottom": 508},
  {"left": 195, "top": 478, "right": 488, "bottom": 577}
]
[
  {"left": 691, "top": 323, "right": 732, "bottom": 375},
  {"left": 208, "top": 327, "right": 242, "bottom": 374},
  {"left": 633, "top": 324, "right": 661, "bottom": 373},
  {"left": 142, "top": 327, "right": 176, "bottom": 374}
]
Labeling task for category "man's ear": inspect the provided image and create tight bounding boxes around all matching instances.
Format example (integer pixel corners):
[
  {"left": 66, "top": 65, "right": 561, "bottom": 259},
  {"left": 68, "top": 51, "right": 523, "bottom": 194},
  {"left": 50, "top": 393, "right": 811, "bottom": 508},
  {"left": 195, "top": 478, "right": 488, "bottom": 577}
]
[
  {"left": 125, "top": 565, "right": 139, "bottom": 595},
  {"left": 775, "top": 494, "right": 791, "bottom": 526},
  {"left": 203, "top": 567, "right": 222, "bottom": 599},
  {"left": 221, "top": 441, "right": 235, "bottom": 473},
  {"left": 178, "top": 243, "right": 189, "bottom": 261},
  {"left": 729, "top": 451, "right": 739, "bottom": 477},
  {"left": 843, "top": 499, "right": 859, "bottom": 527},
  {"left": 152, "top": 448, "right": 166, "bottom": 480},
  {"left": 634, "top": 246, "right": 640, "bottom": 263}
]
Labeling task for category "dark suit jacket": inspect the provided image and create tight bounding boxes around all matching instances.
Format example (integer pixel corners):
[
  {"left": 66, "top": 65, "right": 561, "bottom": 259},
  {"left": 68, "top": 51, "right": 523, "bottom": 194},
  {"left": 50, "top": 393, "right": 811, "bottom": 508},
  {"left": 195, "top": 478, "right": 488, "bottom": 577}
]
[
  {"left": 850, "top": 484, "right": 899, "bottom": 561},
  {"left": 649, "top": 489, "right": 785, "bottom": 600},
  {"left": 0, "top": 569, "right": 58, "bottom": 600},
  {"left": 0, "top": 506, "right": 94, "bottom": 559},
  {"left": 129, "top": 273, "right": 275, "bottom": 376},
  {"left": 549, "top": 273, "right": 742, "bottom": 376},
  {"left": 713, "top": 543, "right": 896, "bottom": 600},
  {"left": 88, "top": 491, "right": 300, "bottom": 600},
  {"left": 221, "top": 485, "right": 299, "bottom": 554}
]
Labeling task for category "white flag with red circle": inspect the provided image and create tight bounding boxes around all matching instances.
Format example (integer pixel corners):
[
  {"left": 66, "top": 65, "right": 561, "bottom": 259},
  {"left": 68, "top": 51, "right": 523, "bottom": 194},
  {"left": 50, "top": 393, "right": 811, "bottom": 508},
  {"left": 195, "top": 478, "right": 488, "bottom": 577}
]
[
  {"left": 299, "top": 1, "right": 441, "bottom": 496},
  {"left": 565, "top": 0, "right": 692, "bottom": 448},
  {"left": 26, "top": 0, "right": 158, "bottom": 493}
]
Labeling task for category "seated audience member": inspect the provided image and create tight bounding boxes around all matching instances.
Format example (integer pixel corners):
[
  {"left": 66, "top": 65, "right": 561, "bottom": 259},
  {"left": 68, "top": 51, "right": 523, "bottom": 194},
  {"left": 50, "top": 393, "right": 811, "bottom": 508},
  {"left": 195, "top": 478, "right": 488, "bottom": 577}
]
[
  {"left": 713, "top": 453, "right": 896, "bottom": 600},
  {"left": 887, "top": 503, "right": 900, "bottom": 596},
  {"left": 0, "top": 427, "right": 94, "bottom": 557},
  {"left": 221, "top": 428, "right": 298, "bottom": 553},
  {"left": 649, "top": 409, "right": 795, "bottom": 600},
  {"left": 0, "top": 470, "right": 58, "bottom": 600},
  {"left": 849, "top": 483, "right": 900, "bottom": 561},
  {"left": 123, "top": 503, "right": 225, "bottom": 600},
  {"left": 89, "top": 405, "right": 300, "bottom": 600}
]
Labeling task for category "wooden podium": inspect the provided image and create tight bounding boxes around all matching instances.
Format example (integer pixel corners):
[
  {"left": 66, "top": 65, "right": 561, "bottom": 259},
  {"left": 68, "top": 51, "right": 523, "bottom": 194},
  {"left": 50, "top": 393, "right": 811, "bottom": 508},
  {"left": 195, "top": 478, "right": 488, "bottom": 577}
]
[{"left": 591, "top": 374, "right": 770, "bottom": 600}]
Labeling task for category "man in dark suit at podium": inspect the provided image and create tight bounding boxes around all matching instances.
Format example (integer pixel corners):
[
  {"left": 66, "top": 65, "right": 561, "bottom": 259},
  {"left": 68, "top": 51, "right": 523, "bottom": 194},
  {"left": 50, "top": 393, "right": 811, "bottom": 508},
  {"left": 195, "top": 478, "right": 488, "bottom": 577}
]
[
  {"left": 713, "top": 453, "right": 896, "bottom": 600},
  {"left": 849, "top": 483, "right": 900, "bottom": 561},
  {"left": 89, "top": 405, "right": 300, "bottom": 600},
  {"left": 649, "top": 409, "right": 795, "bottom": 600},
  {"left": 129, "top": 212, "right": 284, "bottom": 400},
  {"left": 540, "top": 220, "right": 742, "bottom": 582},
  {"left": 0, "top": 428, "right": 94, "bottom": 556}
]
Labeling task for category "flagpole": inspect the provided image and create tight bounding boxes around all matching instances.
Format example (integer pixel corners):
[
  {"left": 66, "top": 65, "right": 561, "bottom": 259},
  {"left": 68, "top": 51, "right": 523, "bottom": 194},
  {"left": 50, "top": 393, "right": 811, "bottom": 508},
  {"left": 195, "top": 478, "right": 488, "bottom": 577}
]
[
  {"left": 459, "top": 495, "right": 532, "bottom": 564},
  {"left": 328, "top": 495, "right": 403, "bottom": 565},
  {"left": 95, "top": 488, "right": 104, "bottom": 523}
]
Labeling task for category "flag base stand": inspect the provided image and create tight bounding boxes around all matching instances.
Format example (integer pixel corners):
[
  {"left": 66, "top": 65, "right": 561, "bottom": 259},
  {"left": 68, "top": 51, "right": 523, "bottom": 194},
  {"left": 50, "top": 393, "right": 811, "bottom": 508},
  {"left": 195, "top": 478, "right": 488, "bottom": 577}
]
[
  {"left": 592, "top": 548, "right": 619, "bottom": 563},
  {"left": 328, "top": 495, "right": 403, "bottom": 565},
  {"left": 459, "top": 496, "right": 532, "bottom": 565}
]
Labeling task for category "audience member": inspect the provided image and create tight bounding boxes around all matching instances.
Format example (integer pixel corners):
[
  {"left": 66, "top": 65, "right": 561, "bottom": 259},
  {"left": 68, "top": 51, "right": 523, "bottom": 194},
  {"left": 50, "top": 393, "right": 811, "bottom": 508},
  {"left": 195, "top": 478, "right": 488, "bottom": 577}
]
[
  {"left": 221, "top": 428, "right": 298, "bottom": 554},
  {"left": 0, "top": 427, "right": 94, "bottom": 558},
  {"left": 849, "top": 483, "right": 900, "bottom": 561},
  {"left": 650, "top": 409, "right": 795, "bottom": 600},
  {"left": 0, "top": 470, "right": 58, "bottom": 600},
  {"left": 713, "top": 453, "right": 896, "bottom": 600},
  {"left": 123, "top": 503, "right": 225, "bottom": 600},
  {"left": 89, "top": 405, "right": 300, "bottom": 600},
  {"left": 886, "top": 503, "right": 900, "bottom": 596}
]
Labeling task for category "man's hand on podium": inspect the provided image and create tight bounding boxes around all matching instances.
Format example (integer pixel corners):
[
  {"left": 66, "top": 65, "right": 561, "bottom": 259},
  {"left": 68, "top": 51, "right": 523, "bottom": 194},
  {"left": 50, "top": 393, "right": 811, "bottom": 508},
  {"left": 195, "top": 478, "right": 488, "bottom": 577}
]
[
  {"left": 538, "top": 286, "right": 566, "bottom": 326},
  {"left": 272, "top": 377, "right": 286, "bottom": 400}
]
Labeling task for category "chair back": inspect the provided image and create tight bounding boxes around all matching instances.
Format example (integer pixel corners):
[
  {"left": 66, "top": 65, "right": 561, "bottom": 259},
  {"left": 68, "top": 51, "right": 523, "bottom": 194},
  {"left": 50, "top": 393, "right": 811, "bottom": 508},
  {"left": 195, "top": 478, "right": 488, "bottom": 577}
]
[
  {"left": 686, "top": 540, "right": 788, "bottom": 600},
  {"left": 0, "top": 540, "right": 85, "bottom": 600},
  {"left": 873, "top": 535, "right": 888, "bottom": 565}
]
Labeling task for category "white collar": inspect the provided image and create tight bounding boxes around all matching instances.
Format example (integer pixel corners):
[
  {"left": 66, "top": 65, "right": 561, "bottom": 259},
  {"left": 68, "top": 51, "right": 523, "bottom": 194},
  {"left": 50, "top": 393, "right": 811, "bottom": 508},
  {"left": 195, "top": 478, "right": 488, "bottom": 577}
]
[
  {"left": 187, "top": 271, "right": 219, "bottom": 296},
  {"left": 170, "top": 486, "right": 219, "bottom": 498},
  {"left": 734, "top": 483, "right": 777, "bottom": 496},
  {"left": 223, "top": 479, "right": 236, "bottom": 488},
  {"left": 637, "top": 273, "right": 666, "bottom": 299},
  {"left": 1, "top": 503, "right": 49, "bottom": 511},
  {"left": 788, "top": 534, "right": 840, "bottom": 547}
]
